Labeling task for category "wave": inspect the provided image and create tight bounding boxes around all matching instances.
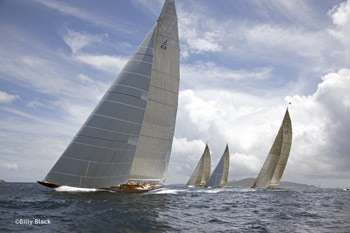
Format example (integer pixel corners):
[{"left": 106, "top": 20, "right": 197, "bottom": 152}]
[
  {"left": 150, "top": 188, "right": 184, "bottom": 194},
  {"left": 54, "top": 186, "right": 99, "bottom": 192}
]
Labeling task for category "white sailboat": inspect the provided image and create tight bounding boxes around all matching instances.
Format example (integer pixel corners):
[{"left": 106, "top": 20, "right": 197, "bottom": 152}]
[
  {"left": 205, "top": 145, "right": 230, "bottom": 188},
  {"left": 252, "top": 108, "right": 292, "bottom": 189},
  {"left": 38, "top": 0, "right": 179, "bottom": 192},
  {"left": 187, "top": 144, "right": 211, "bottom": 187}
]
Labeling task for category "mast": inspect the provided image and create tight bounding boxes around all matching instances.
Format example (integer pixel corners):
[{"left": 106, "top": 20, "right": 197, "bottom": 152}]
[
  {"left": 205, "top": 145, "right": 230, "bottom": 188},
  {"left": 41, "top": 0, "right": 179, "bottom": 189},
  {"left": 187, "top": 144, "right": 211, "bottom": 186},
  {"left": 252, "top": 109, "right": 292, "bottom": 188}
]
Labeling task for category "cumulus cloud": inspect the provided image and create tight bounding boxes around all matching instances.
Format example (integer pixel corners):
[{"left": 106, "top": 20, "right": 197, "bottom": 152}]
[
  {"left": 168, "top": 68, "right": 350, "bottom": 186},
  {"left": 285, "top": 68, "right": 350, "bottom": 180},
  {"left": 0, "top": 91, "right": 19, "bottom": 103},
  {"left": 327, "top": 1, "right": 350, "bottom": 61}
]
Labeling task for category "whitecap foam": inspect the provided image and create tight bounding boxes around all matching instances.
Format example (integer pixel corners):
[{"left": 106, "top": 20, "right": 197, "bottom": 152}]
[
  {"left": 151, "top": 188, "right": 182, "bottom": 194},
  {"left": 54, "top": 186, "right": 98, "bottom": 192}
]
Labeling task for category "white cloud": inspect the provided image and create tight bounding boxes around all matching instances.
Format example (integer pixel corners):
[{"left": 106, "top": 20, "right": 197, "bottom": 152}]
[
  {"left": 26, "top": 100, "right": 44, "bottom": 108},
  {"left": 181, "top": 62, "right": 273, "bottom": 90},
  {"left": 74, "top": 54, "right": 127, "bottom": 74},
  {"left": 61, "top": 29, "right": 128, "bottom": 74},
  {"left": 131, "top": 0, "right": 163, "bottom": 17},
  {"left": 63, "top": 29, "right": 108, "bottom": 54},
  {"left": 168, "top": 68, "right": 350, "bottom": 187},
  {"left": 328, "top": 1, "right": 350, "bottom": 29},
  {"left": 32, "top": 0, "right": 134, "bottom": 33},
  {"left": 0, "top": 91, "right": 19, "bottom": 103},
  {"left": 178, "top": 6, "right": 223, "bottom": 56},
  {"left": 0, "top": 160, "right": 19, "bottom": 170},
  {"left": 177, "top": 1, "right": 347, "bottom": 75},
  {"left": 327, "top": 1, "right": 350, "bottom": 61}
]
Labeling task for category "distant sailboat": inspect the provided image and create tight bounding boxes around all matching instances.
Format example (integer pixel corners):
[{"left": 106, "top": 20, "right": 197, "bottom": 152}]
[
  {"left": 38, "top": 0, "right": 179, "bottom": 192},
  {"left": 187, "top": 144, "right": 211, "bottom": 187},
  {"left": 205, "top": 145, "right": 230, "bottom": 188},
  {"left": 252, "top": 108, "right": 292, "bottom": 189}
]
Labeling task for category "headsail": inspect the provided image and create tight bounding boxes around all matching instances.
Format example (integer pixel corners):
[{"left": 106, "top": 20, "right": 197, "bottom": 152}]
[
  {"left": 129, "top": 0, "right": 179, "bottom": 182},
  {"left": 205, "top": 145, "right": 230, "bottom": 188},
  {"left": 187, "top": 144, "right": 211, "bottom": 186},
  {"left": 41, "top": 0, "right": 179, "bottom": 189},
  {"left": 252, "top": 109, "right": 292, "bottom": 188}
]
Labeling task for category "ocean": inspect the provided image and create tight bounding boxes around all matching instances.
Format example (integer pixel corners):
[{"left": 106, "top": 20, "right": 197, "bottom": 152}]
[{"left": 0, "top": 183, "right": 349, "bottom": 232}]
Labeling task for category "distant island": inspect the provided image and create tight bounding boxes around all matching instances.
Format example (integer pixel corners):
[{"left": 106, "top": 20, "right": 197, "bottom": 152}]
[
  {"left": 0, "top": 179, "right": 6, "bottom": 183},
  {"left": 227, "top": 177, "right": 316, "bottom": 188}
]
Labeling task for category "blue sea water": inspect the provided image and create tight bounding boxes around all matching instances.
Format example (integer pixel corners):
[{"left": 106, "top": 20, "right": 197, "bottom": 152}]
[{"left": 0, "top": 183, "right": 349, "bottom": 232}]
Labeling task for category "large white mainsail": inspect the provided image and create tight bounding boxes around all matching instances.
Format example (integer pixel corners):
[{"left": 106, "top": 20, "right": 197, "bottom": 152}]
[
  {"left": 39, "top": 0, "right": 179, "bottom": 190},
  {"left": 187, "top": 144, "right": 211, "bottom": 186},
  {"left": 205, "top": 145, "right": 230, "bottom": 188},
  {"left": 252, "top": 109, "right": 292, "bottom": 188}
]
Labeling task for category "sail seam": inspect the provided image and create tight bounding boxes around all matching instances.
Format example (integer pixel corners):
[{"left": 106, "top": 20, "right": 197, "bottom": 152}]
[
  {"left": 93, "top": 113, "right": 142, "bottom": 126},
  {"left": 85, "top": 126, "right": 139, "bottom": 137},
  {"left": 121, "top": 71, "right": 151, "bottom": 79},
  {"left": 78, "top": 134, "right": 132, "bottom": 144},
  {"left": 61, "top": 156, "right": 133, "bottom": 165},
  {"left": 148, "top": 98, "right": 177, "bottom": 108},
  {"left": 111, "top": 84, "right": 148, "bottom": 93},
  {"left": 162, "top": 13, "right": 177, "bottom": 20},
  {"left": 152, "top": 69, "right": 179, "bottom": 80},
  {"left": 139, "top": 134, "right": 172, "bottom": 141},
  {"left": 129, "top": 59, "right": 153, "bottom": 65},
  {"left": 139, "top": 149, "right": 169, "bottom": 154},
  {"left": 107, "top": 91, "right": 143, "bottom": 100},
  {"left": 142, "top": 124, "right": 175, "bottom": 133},
  {"left": 134, "top": 53, "right": 153, "bottom": 57},
  {"left": 103, "top": 99, "right": 145, "bottom": 110},
  {"left": 73, "top": 141, "right": 136, "bottom": 151},
  {"left": 156, "top": 34, "right": 179, "bottom": 42},
  {"left": 150, "top": 84, "right": 178, "bottom": 94},
  {"left": 139, "top": 45, "right": 154, "bottom": 50}
]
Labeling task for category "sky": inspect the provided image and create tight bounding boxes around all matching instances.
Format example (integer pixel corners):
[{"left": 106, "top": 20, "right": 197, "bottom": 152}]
[{"left": 0, "top": 0, "right": 349, "bottom": 188}]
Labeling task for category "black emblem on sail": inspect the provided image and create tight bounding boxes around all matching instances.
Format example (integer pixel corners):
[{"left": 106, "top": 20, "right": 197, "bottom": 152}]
[{"left": 161, "top": 40, "right": 167, "bottom": 50}]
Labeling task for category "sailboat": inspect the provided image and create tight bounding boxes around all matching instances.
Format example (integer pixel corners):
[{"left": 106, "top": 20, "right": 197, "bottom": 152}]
[
  {"left": 252, "top": 108, "right": 292, "bottom": 189},
  {"left": 205, "top": 145, "right": 230, "bottom": 188},
  {"left": 187, "top": 144, "right": 211, "bottom": 187},
  {"left": 38, "top": 0, "right": 179, "bottom": 192}
]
